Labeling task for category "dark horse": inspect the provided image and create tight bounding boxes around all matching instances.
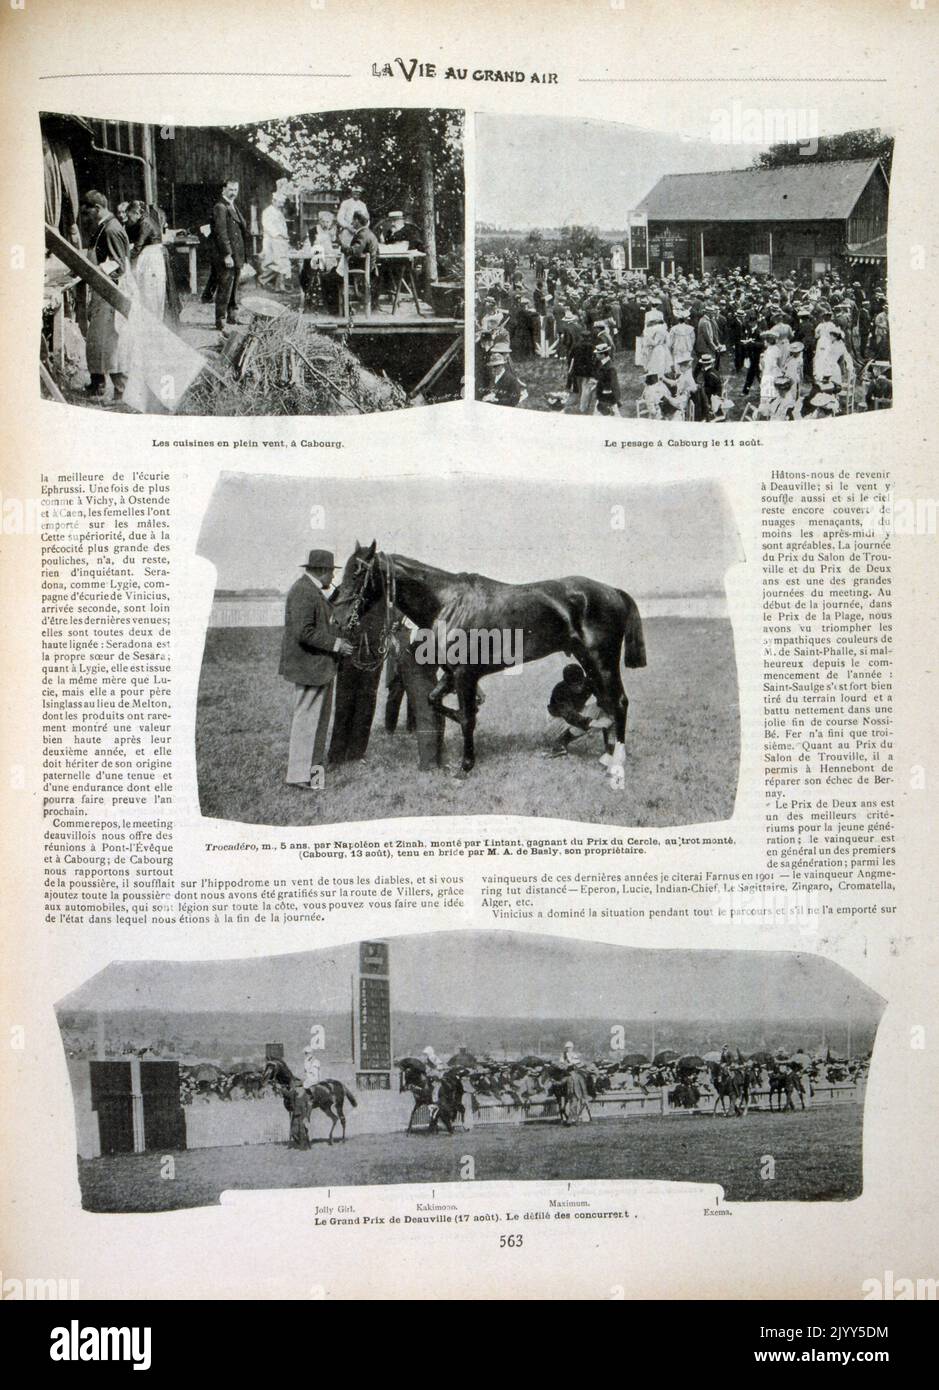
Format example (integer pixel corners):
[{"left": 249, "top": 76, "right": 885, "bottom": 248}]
[
  {"left": 334, "top": 541, "right": 646, "bottom": 774},
  {"left": 769, "top": 1066, "right": 806, "bottom": 1113},
  {"left": 709, "top": 1062, "right": 750, "bottom": 1117},
  {"left": 261, "top": 1060, "right": 358, "bottom": 1146}
]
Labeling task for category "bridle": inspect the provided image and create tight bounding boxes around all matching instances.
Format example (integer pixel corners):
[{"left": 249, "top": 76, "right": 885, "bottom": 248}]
[{"left": 343, "top": 549, "right": 399, "bottom": 672}]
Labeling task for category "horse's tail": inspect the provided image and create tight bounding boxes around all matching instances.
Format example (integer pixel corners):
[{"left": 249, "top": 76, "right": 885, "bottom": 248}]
[
  {"left": 617, "top": 589, "right": 647, "bottom": 669},
  {"left": 341, "top": 1083, "right": 358, "bottom": 1108}
]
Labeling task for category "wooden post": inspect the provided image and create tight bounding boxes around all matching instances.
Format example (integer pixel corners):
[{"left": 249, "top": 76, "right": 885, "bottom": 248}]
[
  {"left": 417, "top": 117, "right": 439, "bottom": 294},
  {"left": 44, "top": 223, "right": 132, "bottom": 317}
]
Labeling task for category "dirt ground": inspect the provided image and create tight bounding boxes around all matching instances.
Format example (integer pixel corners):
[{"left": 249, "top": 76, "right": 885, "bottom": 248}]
[
  {"left": 77, "top": 1106, "right": 863, "bottom": 1212},
  {"left": 195, "top": 617, "right": 740, "bottom": 829}
]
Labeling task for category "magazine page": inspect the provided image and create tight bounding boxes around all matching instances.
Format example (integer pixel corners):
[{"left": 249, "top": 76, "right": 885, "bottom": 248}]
[{"left": 2, "top": 0, "right": 937, "bottom": 1327}]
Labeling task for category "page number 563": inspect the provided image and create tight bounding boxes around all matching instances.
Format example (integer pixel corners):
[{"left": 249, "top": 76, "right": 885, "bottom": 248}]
[{"left": 499, "top": 1234, "right": 523, "bottom": 1248}]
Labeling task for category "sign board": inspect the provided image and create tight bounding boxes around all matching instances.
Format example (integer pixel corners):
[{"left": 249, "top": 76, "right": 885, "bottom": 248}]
[
  {"left": 628, "top": 213, "right": 649, "bottom": 271},
  {"left": 749, "top": 253, "right": 772, "bottom": 274},
  {"left": 355, "top": 941, "right": 392, "bottom": 1085}
]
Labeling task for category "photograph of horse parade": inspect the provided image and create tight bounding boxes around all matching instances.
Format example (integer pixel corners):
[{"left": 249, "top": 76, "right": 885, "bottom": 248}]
[
  {"left": 57, "top": 934, "right": 882, "bottom": 1213},
  {"left": 41, "top": 108, "right": 464, "bottom": 415},
  {"left": 195, "top": 473, "right": 742, "bottom": 827},
  {"left": 475, "top": 115, "right": 891, "bottom": 421}
]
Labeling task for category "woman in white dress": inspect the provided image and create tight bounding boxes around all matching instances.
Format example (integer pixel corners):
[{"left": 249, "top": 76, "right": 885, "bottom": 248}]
[
  {"left": 126, "top": 200, "right": 167, "bottom": 321},
  {"left": 641, "top": 309, "right": 672, "bottom": 377},
  {"left": 259, "top": 192, "right": 292, "bottom": 291}
]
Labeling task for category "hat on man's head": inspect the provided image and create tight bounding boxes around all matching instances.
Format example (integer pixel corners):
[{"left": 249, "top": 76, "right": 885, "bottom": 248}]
[
  {"left": 388, "top": 211, "right": 404, "bottom": 221},
  {"left": 302, "top": 549, "right": 338, "bottom": 571}
]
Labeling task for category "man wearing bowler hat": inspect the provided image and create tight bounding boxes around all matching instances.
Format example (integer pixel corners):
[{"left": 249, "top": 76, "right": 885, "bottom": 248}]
[{"left": 279, "top": 549, "right": 353, "bottom": 788}]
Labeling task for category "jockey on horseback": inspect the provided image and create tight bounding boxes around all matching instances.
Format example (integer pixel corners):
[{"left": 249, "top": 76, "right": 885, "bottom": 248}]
[{"left": 302, "top": 1044, "right": 322, "bottom": 1090}]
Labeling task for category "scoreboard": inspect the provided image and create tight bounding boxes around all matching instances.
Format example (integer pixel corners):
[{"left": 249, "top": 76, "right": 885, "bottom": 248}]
[
  {"left": 355, "top": 941, "right": 392, "bottom": 1089},
  {"left": 628, "top": 213, "right": 649, "bottom": 271}
]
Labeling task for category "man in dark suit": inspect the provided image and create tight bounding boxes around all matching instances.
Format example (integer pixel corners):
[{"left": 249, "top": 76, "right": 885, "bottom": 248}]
[
  {"left": 328, "top": 603, "right": 387, "bottom": 766},
  {"left": 211, "top": 178, "right": 248, "bottom": 332},
  {"left": 279, "top": 550, "right": 353, "bottom": 788}
]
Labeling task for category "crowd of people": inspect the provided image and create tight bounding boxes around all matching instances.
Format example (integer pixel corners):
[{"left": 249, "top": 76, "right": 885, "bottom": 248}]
[
  {"left": 202, "top": 180, "right": 424, "bottom": 327},
  {"left": 476, "top": 246, "right": 891, "bottom": 420},
  {"left": 66, "top": 190, "right": 183, "bottom": 402},
  {"left": 398, "top": 1039, "right": 869, "bottom": 1129},
  {"left": 48, "top": 179, "right": 430, "bottom": 403},
  {"left": 251, "top": 183, "right": 424, "bottom": 318}
]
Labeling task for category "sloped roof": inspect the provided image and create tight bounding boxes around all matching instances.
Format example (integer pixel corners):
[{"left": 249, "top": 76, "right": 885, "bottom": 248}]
[{"left": 637, "top": 159, "right": 884, "bottom": 223}]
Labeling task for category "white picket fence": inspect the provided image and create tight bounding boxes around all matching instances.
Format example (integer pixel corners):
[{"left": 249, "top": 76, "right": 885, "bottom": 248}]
[
  {"left": 184, "top": 1097, "right": 289, "bottom": 1148},
  {"left": 468, "top": 1081, "right": 863, "bottom": 1126}
]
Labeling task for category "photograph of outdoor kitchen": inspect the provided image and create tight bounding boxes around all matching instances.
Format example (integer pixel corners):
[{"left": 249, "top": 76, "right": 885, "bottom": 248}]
[{"left": 40, "top": 109, "right": 465, "bottom": 415}]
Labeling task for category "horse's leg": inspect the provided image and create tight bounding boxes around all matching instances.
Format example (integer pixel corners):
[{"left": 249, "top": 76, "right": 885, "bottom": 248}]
[
  {"left": 579, "top": 642, "right": 628, "bottom": 772},
  {"left": 428, "top": 670, "right": 462, "bottom": 725},
  {"left": 325, "top": 1104, "right": 337, "bottom": 1145},
  {"left": 454, "top": 669, "right": 480, "bottom": 773}
]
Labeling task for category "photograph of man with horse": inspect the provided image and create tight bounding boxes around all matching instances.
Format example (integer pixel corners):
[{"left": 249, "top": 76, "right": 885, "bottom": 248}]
[{"left": 196, "top": 473, "right": 742, "bottom": 828}]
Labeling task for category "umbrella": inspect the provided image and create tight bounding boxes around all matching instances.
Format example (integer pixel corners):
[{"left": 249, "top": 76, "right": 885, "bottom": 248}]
[
  {"left": 395, "top": 1056, "right": 427, "bottom": 1072},
  {"left": 620, "top": 1053, "right": 649, "bottom": 1067},
  {"left": 703, "top": 1050, "right": 723, "bottom": 1064},
  {"left": 448, "top": 1048, "right": 477, "bottom": 1067},
  {"left": 677, "top": 1055, "right": 706, "bottom": 1071},
  {"left": 653, "top": 1049, "right": 679, "bottom": 1065},
  {"left": 193, "top": 1063, "right": 221, "bottom": 1083},
  {"left": 748, "top": 1050, "right": 775, "bottom": 1066},
  {"left": 517, "top": 1054, "right": 547, "bottom": 1068}
]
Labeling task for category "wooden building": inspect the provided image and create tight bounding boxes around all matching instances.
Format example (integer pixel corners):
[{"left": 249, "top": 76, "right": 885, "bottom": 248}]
[
  {"left": 634, "top": 158, "right": 889, "bottom": 284},
  {"left": 42, "top": 113, "right": 291, "bottom": 256}
]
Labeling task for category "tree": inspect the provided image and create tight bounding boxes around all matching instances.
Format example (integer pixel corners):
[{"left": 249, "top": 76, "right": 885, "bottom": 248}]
[
  {"left": 241, "top": 108, "right": 464, "bottom": 287},
  {"left": 560, "top": 224, "right": 600, "bottom": 258},
  {"left": 752, "top": 128, "right": 893, "bottom": 180}
]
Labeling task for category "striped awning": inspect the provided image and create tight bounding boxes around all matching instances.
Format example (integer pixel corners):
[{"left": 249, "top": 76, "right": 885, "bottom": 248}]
[{"left": 846, "top": 234, "right": 887, "bottom": 264}]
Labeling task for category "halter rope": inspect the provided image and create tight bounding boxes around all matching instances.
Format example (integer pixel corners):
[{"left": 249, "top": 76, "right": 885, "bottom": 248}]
[{"left": 347, "top": 550, "right": 399, "bottom": 672}]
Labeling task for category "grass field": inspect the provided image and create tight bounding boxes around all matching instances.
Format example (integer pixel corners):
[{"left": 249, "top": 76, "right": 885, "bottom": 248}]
[
  {"left": 77, "top": 1107, "right": 862, "bottom": 1212},
  {"left": 195, "top": 617, "right": 739, "bottom": 827}
]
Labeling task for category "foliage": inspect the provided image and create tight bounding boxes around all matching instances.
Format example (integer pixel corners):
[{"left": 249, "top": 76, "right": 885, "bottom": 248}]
[
  {"left": 240, "top": 109, "right": 465, "bottom": 249},
  {"left": 752, "top": 128, "right": 894, "bottom": 179}
]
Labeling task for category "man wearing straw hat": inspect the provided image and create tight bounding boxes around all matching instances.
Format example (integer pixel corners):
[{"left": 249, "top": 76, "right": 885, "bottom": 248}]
[{"left": 279, "top": 549, "right": 353, "bottom": 788}]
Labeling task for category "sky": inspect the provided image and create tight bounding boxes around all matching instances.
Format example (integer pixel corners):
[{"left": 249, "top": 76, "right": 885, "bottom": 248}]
[
  {"left": 476, "top": 116, "right": 755, "bottom": 228},
  {"left": 475, "top": 111, "right": 889, "bottom": 229},
  {"left": 58, "top": 934, "right": 883, "bottom": 1025},
  {"left": 198, "top": 473, "right": 741, "bottom": 599}
]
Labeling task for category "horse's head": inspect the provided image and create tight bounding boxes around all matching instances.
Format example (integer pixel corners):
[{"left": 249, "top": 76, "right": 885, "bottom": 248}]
[{"left": 334, "top": 540, "right": 383, "bottom": 628}]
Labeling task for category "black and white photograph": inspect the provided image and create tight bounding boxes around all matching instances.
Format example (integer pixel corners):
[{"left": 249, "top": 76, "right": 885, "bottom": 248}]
[
  {"left": 476, "top": 114, "right": 891, "bottom": 421},
  {"left": 58, "top": 932, "right": 881, "bottom": 1212},
  {"left": 41, "top": 109, "right": 465, "bottom": 414},
  {"left": 195, "top": 473, "right": 742, "bottom": 827}
]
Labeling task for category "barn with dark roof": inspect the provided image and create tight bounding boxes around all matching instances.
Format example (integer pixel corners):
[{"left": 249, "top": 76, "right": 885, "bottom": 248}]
[{"left": 633, "top": 158, "right": 889, "bottom": 282}]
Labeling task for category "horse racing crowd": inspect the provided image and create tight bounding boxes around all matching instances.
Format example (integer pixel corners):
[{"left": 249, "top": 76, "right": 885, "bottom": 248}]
[
  {"left": 475, "top": 247, "right": 891, "bottom": 420},
  {"left": 397, "top": 1041, "right": 870, "bottom": 1131}
]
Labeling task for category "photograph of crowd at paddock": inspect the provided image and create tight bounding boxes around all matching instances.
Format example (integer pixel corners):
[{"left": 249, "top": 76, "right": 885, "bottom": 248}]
[
  {"left": 41, "top": 109, "right": 464, "bottom": 415},
  {"left": 475, "top": 115, "right": 892, "bottom": 421},
  {"left": 195, "top": 473, "right": 742, "bottom": 828},
  {"left": 57, "top": 934, "right": 881, "bottom": 1211}
]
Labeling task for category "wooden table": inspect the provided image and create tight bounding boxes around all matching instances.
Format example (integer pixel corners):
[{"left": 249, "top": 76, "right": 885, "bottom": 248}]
[
  {"left": 378, "top": 247, "right": 426, "bottom": 316},
  {"left": 172, "top": 240, "right": 200, "bottom": 296}
]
